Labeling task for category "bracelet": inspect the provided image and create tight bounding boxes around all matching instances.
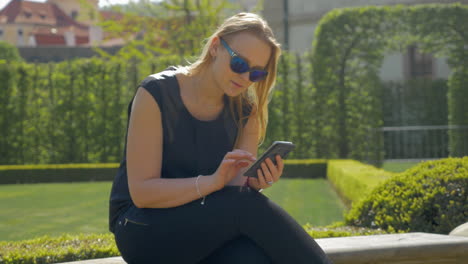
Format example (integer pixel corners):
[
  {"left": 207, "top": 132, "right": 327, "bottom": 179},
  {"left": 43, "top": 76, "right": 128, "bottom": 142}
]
[{"left": 195, "top": 175, "right": 206, "bottom": 205}]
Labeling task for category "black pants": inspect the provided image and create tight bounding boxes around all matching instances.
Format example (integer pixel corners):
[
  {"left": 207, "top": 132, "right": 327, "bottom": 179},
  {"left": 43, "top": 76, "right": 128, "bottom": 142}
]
[{"left": 113, "top": 186, "right": 332, "bottom": 264}]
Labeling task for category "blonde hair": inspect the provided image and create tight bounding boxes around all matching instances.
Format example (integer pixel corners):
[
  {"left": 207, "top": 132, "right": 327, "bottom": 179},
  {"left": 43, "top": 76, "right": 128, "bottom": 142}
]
[{"left": 188, "top": 12, "right": 281, "bottom": 147}]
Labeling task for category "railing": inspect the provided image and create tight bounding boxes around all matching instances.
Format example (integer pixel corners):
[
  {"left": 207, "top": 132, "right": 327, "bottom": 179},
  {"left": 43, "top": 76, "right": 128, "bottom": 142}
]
[{"left": 368, "top": 125, "right": 468, "bottom": 162}]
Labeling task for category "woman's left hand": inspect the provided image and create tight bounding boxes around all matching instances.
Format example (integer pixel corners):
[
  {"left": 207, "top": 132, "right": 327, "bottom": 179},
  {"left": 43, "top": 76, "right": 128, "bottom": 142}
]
[{"left": 247, "top": 155, "right": 284, "bottom": 190}]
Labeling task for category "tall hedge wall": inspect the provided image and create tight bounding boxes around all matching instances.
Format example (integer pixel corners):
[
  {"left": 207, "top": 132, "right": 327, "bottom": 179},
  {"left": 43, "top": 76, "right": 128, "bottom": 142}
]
[
  {"left": 0, "top": 57, "right": 180, "bottom": 165},
  {"left": 0, "top": 53, "right": 331, "bottom": 164},
  {"left": 311, "top": 4, "right": 468, "bottom": 162},
  {"left": 1, "top": 4, "right": 467, "bottom": 165}
]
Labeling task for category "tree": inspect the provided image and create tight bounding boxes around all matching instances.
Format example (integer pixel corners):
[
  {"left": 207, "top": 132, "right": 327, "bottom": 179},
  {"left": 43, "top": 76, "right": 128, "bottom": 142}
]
[
  {"left": 0, "top": 41, "right": 22, "bottom": 61},
  {"left": 96, "top": 0, "right": 240, "bottom": 61}
]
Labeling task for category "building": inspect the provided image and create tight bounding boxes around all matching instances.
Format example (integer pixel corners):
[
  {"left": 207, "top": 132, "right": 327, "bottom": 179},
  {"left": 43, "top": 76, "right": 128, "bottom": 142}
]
[{"left": 0, "top": 0, "right": 122, "bottom": 47}]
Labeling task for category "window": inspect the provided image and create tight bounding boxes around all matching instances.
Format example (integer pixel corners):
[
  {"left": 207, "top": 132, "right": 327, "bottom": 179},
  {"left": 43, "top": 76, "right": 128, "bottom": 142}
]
[
  {"left": 0, "top": 29, "right": 3, "bottom": 40},
  {"left": 24, "top": 11, "right": 32, "bottom": 18},
  {"left": 17, "top": 29, "right": 24, "bottom": 45},
  {"left": 71, "top": 10, "right": 78, "bottom": 20},
  {"left": 39, "top": 10, "right": 46, "bottom": 19},
  {"left": 406, "top": 45, "right": 434, "bottom": 79}
]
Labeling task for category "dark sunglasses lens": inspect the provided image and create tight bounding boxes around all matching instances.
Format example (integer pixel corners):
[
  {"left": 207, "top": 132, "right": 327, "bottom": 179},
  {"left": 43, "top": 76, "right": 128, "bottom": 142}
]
[
  {"left": 250, "top": 70, "right": 268, "bottom": 82},
  {"left": 230, "top": 57, "right": 249, "bottom": 73}
]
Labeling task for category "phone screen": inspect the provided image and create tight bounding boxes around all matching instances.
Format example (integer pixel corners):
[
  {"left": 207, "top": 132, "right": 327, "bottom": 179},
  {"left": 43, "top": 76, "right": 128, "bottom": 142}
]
[{"left": 243, "top": 141, "right": 295, "bottom": 178}]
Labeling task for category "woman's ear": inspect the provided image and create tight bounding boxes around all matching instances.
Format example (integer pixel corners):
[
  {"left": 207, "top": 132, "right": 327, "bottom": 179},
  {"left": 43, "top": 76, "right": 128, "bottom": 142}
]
[{"left": 210, "top": 37, "right": 220, "bottom": 58}]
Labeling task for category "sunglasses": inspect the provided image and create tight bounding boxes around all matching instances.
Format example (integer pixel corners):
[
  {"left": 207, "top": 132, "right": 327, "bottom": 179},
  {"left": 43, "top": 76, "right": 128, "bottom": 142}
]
[{"left": 220, "top": 38, "right": 268, "bottom": 82}]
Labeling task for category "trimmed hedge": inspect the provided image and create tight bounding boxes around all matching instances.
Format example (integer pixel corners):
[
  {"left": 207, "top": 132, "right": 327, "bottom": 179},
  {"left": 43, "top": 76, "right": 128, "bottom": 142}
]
[
  {"left": 345, "top": 157, "right": 468, "bottom": 234},
  {"left": 0, "top": 42, "right": 22, "bottom": 61},
  {"left": 282, "top": 159, "right": 328, "bottom": 179},
  {"left": 327, "top": 160, "right": 393, "bottom": 206},
  {"left": 0, "top": 160, "right": 326, "bottom": 184},
  {"left": 304, "top": 223, "right": 387, "bottom": 239},
  {"left": 312, "top": 4, "right": 468, "bottom": 161},
  {"left": 0, "top": 224, "right": 387, "bottom": 264},
  {"left": 0, "top": 163, "right": 119, "bottom": 184},
  {"left": 0, "top": 233, "right": 119, "bottom": 264}
]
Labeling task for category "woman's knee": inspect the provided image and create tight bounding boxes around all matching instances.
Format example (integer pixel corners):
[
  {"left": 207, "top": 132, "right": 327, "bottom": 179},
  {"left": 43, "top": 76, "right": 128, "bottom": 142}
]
[{"left": 198, "top": 236, "right": 272, "bottom": 264}]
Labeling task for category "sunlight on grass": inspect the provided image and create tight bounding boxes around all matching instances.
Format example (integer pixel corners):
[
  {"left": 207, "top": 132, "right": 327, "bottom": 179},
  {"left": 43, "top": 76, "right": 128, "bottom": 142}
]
[
  {"left": 382, "top": 161, "right": 420, "bottom": 173},
  {"left": 262, "top": 178, "right": 346, "bottom": 226},
  {"left": 0, "top": 179, "right": 346, "bottom": 241}
]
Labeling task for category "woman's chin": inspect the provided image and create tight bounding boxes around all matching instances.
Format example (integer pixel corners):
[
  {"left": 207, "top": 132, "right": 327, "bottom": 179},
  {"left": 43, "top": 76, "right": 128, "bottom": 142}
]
[{"left": 225, "top": 85, "right": 246, "bottom": 97}]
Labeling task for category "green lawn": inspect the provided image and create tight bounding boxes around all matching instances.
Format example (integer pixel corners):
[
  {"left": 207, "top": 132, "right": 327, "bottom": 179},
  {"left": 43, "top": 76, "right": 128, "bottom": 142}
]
[
  {"left": 262, "top": 178, "right": 346, "bottom": 226},
  {"left": 0, "top": 179, "right": 345, "bottom": 242},
  {"left": 0, "top": 182, "right": 111, "bottom": 242},
  {"left": 382, "top": 161, "right": 420, "bottom": 173}
]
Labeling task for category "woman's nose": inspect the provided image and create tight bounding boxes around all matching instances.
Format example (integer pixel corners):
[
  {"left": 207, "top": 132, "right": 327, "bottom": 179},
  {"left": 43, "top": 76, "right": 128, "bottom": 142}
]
[{"left": 240, "top": 72, "right": 250, "bottom": 82}]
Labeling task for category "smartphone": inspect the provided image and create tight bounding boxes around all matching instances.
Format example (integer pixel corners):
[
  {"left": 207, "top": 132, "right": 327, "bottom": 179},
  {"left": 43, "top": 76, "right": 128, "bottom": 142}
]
[{"left": 243, "top": 141, "right": 295, "bottom": 178}]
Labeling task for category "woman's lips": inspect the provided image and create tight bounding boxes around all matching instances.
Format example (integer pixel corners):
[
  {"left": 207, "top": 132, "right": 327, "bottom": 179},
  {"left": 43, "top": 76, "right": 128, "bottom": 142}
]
[{"left": 231, "top": 80, "right": 243, "bottom": 88}]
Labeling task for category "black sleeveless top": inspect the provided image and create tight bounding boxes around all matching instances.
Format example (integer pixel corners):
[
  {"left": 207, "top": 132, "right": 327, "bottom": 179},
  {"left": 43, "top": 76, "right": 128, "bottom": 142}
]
[{"left": 108, "top": 68, "right": 248, "bottom": 233}]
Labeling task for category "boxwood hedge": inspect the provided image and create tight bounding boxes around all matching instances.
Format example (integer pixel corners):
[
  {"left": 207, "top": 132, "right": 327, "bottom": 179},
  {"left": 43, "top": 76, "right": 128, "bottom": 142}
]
[
  {"left": 345, "top": 157, "right": 468, "bottom": 234},
  {"left": 0, "top": 225, "right": 387, "bottom": 264},
  {"left": 327, "top": 160, "right": 393, "bottom": 207},
  {"left": 0, "top": 160, "right": 327, "bottom": 184}
]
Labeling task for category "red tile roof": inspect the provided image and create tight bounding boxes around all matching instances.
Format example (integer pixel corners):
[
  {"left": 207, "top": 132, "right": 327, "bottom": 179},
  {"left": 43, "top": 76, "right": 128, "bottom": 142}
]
[
  {"left": 0, "top": 0, "right": 88, "bottom": 30},
  {"left": 0, "top": 0, "right": 125, "bottom": 47}
]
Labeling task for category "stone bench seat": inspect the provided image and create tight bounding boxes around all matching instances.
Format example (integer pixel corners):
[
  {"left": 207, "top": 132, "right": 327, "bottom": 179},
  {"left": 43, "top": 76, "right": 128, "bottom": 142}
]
[{"left": 56, "top": 232, "right": 468, "bottom": 264}]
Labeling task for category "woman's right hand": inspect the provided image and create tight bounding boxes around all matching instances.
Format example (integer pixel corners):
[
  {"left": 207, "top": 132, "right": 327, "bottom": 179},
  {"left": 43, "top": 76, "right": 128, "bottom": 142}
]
[{"left": 210, "top": 149, "right": 256, "bottom": 190}]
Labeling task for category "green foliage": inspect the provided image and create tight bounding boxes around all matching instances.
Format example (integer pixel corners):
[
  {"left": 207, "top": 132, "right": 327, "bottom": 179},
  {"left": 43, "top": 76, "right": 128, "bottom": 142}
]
[
  {"left": 382, "top": 79, "right": 448, "bottom": 126},
  {"left": 311, "top": 4, "right": 468, "bottom": 160},
  {"left": 0, "top": 57, "right": 179, "bottom": 165},
  {"left": 327, "top": 160, "right": 393, "bottom": 206},
  {"left": 305, "top": 223, "right": 388, "bottom": 239},
  {"left": 0, "top": 225, "right": 386, "bottom": 264},
  {"left": 265, "top": 52, "right": 319, "bottom": 159},
  {"left": 0, "top": 160, "right": 323, "bottom": 183},
  {"left": 0, "top": 163, "right": 119, "bottom": 184},
  {"left": 2, "top": 4, "right": 468, "bottom": 164},
  {"left": 0, "top": 233, "right": 119, "bottom": 264},
  {"left": 346, "top": 157, "right": 468, "bottom": 234},
  {"left": 0, "top": 42, "right": 22, "bottom": 61},
  {"left": 98, "top": 0, "right": 238, "bottom": 60},
  {"left": 448, "top": 67, "right": 468, "bottom": 157},
  {"left": 282, "top": 159, "right": 328, "bottom": 179}
]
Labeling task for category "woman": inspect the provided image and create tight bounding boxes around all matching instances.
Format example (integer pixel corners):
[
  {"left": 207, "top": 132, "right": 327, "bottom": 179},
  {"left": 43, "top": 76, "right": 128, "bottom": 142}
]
[{"left": 109, "top": 12, "right": 332, "bottom": 264}]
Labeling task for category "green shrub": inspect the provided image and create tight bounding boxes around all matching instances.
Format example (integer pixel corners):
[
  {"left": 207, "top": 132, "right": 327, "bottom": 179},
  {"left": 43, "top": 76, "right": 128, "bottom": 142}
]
[
  {"left": 0, "top": 225, "right": 387, "bottom": 264},
  {"left": 0, "top": 161, "right": 326, "bottom": 184},
  {"left": 0, "top": 233, "right": 119, "bottom": 264},
  {"left": 327, "top": 160, "right": 393, "bottom": 206},
  {"left": 283, "top": 159, "right": 328, "bottom": 179},
  {"left": 0, "top": 42, "right": 22, "bottom": 61},
  {"left": 0, "top": 164, "right": 119, "bottom": 184},
  {"left": 305, "top": 223, "right": 388, "bottom": 238},
  {"left": 345, "top": 157, "right": 468, "bottom": 234}
]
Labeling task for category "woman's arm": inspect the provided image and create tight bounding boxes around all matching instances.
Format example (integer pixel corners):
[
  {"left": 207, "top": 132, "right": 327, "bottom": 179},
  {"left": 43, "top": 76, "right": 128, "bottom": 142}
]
[
  {"left": 227, "top": 112, "right": 260, "bottom": 186},
  {"left": 228, "top": 112, "right": 285, "bottom": 190},
  {"left": 126, "top": 87, "right": 254, "bottom": 208}
]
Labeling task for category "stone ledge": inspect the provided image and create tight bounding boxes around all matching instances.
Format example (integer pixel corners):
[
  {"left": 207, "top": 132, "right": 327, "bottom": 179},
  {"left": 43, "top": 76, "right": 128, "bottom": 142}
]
[
  {"left": 55, "top": 232, "right": 468, "bottom": 264},
  {"left": 317, "top": 232, "right": 468, "bottom": 264}
]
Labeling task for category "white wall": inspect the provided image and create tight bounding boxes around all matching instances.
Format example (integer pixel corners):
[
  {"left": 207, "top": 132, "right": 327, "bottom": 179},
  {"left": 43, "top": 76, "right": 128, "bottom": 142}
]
[
  {"left": 380, "top": 53, "right": 404, "bottom": 82},
  {"left": 290, "top": 24, "right": 316, "bottom": 52},
  {"left": 435, "top": 58, "right": 451, "bottom": 79}
]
